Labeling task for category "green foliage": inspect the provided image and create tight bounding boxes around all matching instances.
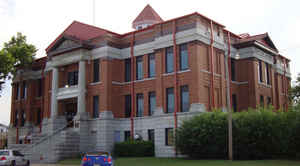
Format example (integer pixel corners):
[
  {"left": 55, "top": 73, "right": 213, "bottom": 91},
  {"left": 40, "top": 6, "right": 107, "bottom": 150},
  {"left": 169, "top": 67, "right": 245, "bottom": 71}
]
[
  {"left": 113, "top": 140, "right": 154, "bottom": 157},
  {"left": 0, "top": 32, "right": 37, "bottom": 93},
  {"left": 290, "top": 73, "right": 300, "bottom": 107},
  {"left": 176, "top": 109, "right": 300, "bottom": 159}
]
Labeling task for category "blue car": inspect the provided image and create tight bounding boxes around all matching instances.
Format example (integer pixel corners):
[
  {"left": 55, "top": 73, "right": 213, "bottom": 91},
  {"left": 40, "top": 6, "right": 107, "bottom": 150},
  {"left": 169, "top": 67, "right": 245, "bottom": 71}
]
[{"left": 81, "top": 152, "right": 113, "bottom": 166}]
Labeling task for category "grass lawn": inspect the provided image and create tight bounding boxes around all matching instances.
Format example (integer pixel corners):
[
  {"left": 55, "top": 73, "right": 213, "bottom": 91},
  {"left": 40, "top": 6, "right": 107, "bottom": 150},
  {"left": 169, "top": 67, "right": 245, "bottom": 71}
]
[{"left": 59, "top": 157, "right": 300, "bottom": 166}]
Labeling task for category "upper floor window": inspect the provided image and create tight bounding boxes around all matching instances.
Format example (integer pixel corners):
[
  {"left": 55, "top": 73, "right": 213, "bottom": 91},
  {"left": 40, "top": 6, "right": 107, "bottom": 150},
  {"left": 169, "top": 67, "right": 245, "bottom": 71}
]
[
  {"left": 258, "top": 61, "right": 263, "bottom": 83},
  {"left": 136, "top": 93, "right": 144, "bottom": 117},
  {"left": 165, "top": 47, "right": 174, "bottom": 73},
  {"left": 180, "top": 85, "right": 189, "bottom": 112},
  {"left": 93, "top": 95, "right": 99, "bottom": 118},
  {"left": 125, "top": 58, "right": 131, "bottom": 82},
  {"left": 21, "top": 81, "right": 27, "bottom": 99},
  {"left": 265, "top": 62, "right": 270, "bottom": 85},
  {"left": 166, "top": 87, "right": 174, "bottom": 113},
  {"left": 68, "top": 71, "right": 78, "bottom": 86},
  {"left": 125, "top": 95, "right": 131, "bottom": 118},
  {"left": 15, "top": 83, "right": 20, "bottom": 100},
  {"left": 93, "top": 59, "right": 100, "bottom": 83},
  {"left": 179, "top": 44, "right": 189, "bottom": 71},
  {"left": 231, "top": 58, "right": 236, "bottom": 81},
  {"left": 37, "top": 79, "right": 42, "bottom": 97},
  {"left": 148, "top": 53, "right": 156, "bottom": 78},
  {"left": 148, "top": 92, "right": 156, "bottom": 116},
  {"left": 136, "top": 56, "right": 144, "bottom": 80}
]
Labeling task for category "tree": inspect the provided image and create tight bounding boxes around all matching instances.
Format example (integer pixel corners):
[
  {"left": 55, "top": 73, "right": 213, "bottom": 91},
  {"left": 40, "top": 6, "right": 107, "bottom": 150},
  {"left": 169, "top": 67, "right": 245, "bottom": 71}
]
[
  {"left": 0, "top": 32, "right": 37, "bottom": 94},
  {"left": 290, "top": 73, "right": 300, "bottom": 108}
]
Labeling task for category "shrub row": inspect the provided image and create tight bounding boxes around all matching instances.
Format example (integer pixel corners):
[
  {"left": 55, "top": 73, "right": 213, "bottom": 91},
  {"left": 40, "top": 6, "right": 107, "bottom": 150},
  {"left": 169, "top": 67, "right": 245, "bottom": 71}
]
[
  {"left": 113, "top": 140, "right": 154, "bottom": 157},
  {"left": 176, "top": 108, "right": 300, "bottom": 159}
]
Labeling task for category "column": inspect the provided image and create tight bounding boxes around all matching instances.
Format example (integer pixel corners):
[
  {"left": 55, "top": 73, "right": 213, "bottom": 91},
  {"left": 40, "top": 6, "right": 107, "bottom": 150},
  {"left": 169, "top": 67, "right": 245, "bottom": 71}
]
[
  {"left": 77, "top": 60, "right": 86, "bottom": 119},
  {"left": 51, "top": 67, "right": 59, "bottom": 118}
]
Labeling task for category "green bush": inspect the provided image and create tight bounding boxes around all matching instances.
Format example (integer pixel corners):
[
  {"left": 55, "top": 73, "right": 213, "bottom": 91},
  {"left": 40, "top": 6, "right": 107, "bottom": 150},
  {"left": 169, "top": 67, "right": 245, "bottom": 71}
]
[
  {"left": 176, "top": 108, "right": 300, "bottom": 159},
  {"left": 113, "top": 140, "right": 154, "bottom": 157}
]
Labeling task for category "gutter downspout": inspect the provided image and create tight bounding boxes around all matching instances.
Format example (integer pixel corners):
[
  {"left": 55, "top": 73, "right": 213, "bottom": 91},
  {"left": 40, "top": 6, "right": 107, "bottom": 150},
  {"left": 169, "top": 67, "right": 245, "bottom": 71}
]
[
  {"left": 130, "top": 32, "right": 135, "bottom": 139},
  {"left": 172, "top": 20, "right": 178, "bottom": 156},
  {"left": 210, "top": 20, "right": 215, "bottom": 110},
  {"left": 226, "top": 31, "right": 233, "bottom": 160},
  {"left": 283, "top": 59, "right": 288, "bottom": 111}
]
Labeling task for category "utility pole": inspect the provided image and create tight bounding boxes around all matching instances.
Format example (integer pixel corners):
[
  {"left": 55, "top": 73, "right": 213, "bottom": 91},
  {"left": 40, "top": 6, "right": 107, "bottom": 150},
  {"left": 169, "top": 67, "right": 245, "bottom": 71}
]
[{"left": 225, "top": 31, "right": 233, "bottom": 160}]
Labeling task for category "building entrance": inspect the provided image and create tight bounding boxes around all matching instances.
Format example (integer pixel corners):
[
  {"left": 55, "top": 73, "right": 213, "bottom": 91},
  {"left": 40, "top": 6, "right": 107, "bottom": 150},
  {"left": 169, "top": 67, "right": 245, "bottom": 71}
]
[{"left": 63, "top": 98, "right": 77, "bottom": 127}]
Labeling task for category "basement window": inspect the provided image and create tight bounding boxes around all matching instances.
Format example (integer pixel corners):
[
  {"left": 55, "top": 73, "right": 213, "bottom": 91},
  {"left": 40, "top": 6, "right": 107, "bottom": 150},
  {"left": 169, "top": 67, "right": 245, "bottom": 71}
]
[{"left": 165, "top": 128, "right": 174, "bottom": 146}]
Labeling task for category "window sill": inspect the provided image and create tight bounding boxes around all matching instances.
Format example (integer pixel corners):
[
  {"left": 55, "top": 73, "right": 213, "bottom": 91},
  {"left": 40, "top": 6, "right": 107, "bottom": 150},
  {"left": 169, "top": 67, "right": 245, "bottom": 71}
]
[
  {"left": 258, "top": 82, "right": 272, "bottom": 88},
  {"left": 90, "top": 81, "right": 102, "bottom": 86}
]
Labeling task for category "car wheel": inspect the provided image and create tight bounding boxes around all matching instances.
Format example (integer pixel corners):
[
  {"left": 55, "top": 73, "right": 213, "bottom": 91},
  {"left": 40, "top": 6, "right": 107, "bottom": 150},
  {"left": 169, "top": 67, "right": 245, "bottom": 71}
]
[
  {"left": 26, "top": 160, "right": 30, "bottom": 166},
  {"left": 10, "top": 160, "right": 15, "bottom": 166}
]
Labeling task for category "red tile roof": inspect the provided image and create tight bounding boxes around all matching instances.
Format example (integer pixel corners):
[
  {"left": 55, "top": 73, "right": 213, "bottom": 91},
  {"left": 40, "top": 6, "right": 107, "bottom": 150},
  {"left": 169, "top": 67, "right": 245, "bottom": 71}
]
[
  {"left": 133, "top": 4, "right": 163, "bottom": 24},
  {"left": 46, "top": 21, "right": 121, "bottom": 52}
]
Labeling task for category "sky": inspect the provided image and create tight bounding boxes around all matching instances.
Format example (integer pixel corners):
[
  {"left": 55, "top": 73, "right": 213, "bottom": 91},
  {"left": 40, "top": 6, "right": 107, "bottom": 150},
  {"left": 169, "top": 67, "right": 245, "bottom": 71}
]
[{"left": 0, "top": 0, "right": 299, "bottom": 125}]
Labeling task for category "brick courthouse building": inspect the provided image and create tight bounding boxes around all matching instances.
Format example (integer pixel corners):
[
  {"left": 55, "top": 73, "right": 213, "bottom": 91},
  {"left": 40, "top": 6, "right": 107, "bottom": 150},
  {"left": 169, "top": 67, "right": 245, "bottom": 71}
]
[{"left": 8, "top": 5, "right": 291, "bottom": 162}]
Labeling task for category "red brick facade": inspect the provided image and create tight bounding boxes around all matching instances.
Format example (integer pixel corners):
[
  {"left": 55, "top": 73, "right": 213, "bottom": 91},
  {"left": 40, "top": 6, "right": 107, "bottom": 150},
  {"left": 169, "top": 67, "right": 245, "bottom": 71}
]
[{"left": 10, "top": 10, "right": 291, "bottom": 131}]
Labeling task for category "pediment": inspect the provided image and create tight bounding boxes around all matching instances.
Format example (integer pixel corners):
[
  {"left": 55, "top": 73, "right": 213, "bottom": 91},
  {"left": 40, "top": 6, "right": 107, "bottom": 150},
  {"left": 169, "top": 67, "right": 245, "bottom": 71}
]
[{"left": 49, "top": 37, "right": 82, "bottom": 54}]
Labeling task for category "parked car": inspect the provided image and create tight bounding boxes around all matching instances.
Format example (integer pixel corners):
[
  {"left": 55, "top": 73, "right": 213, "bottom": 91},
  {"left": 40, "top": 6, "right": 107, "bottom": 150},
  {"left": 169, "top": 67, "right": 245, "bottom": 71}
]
[
  {"left": 81, "top": 152, "right": 113, "bottom": 166},
  {"left": 0, "top": 150, "right": 29, "bottom": 166}
]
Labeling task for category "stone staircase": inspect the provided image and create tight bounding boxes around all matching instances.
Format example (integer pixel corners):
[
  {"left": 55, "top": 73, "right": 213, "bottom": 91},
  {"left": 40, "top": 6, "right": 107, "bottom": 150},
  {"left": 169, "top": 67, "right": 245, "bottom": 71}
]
[{"left": 9, "top": 123, "right": 80, "bottom": 163}]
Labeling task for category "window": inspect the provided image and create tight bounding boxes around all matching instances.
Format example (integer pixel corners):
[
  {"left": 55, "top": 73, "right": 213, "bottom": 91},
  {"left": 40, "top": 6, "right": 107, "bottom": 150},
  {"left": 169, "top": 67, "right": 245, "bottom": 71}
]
[
  {"left": 165, "top": 47, "right": 174, "bottom": 73},
  {"left": 93, "top": 96, "right": 99, "bottom": 118},
  {"left": 166, "top": 88, "right": 174, "bottom": 113},
  {"left": 136, "top": 93, "right": 144, "bottom": 117},
  {"left": 260, "top": 95, "right": 264, "bottom": 107},
  {"left": 93, "top": 59, "right": 100, "bottom": 82},
  {"left": 125, "top": 58, "right": 131, "bottom": 82},
  {"left": 136, "top": 56, "right": 144, "bottom": 80},
  {"left": 266, "top": 63, "right": 270, "bottom": 85},
  {"left": 148, "top": 92, "right": 156, "bottom": 116},
  {"left": 148, "top": 129, "right": 155, "bottom": 142},
  {"left": 179, "top": 44, "right": 189, "bottom": 70},
  {"left": 125, "top": 95, "right": 131, "bottom": 118},
  {"left": 232, "top": 94, "right": 237, "bottom": 112},
  {"left": 114, "top": 131, "right": 121, "bottom": 143},
  {"left": 15, "top": 83, "right": 20, "bottom": 100},
  {"left": 231, "top": 58, "right": 236, "bottom": 81},
  {"left": 180, "top": 85, "right": 189, "bottom": 112},
  {"left": 21, "top": 81, "right": 27, "bottom": 99},
  {"left": 258, "top": 61, "right": 263, "bottom": 82},
  {"left": 20, "top": 110, "right": 25, "bottom": 127},
  {"left": 37, "top": 79, "right": 42, "bottom": 97},
  {"left": 36, "top": 108, "right": 42, "bottom": 125},
  {"left": 67, "top": 71, "right": 78, "bottom": 86},
  {"left": 165, "top": 128, "right": 174, "bottom": 146},
  {"left": 124, "top": 131, "right": 131, "bottom": 141},
  {"left": 148, "top": 53, "right": 156, "bottom": 78},
  {"left": 267, "top": 97, "right": 272, "bottom": 105},
  {"left": 14, "top": 110, "right": 18, "bottom": 127}
]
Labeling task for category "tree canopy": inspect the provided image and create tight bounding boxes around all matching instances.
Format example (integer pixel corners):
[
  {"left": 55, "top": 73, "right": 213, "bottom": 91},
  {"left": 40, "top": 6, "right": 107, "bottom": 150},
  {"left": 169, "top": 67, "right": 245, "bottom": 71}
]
[
  {"left": 290, "top": 73, "right": 300, "bottom": 107},
  {"left": 0, "top": 32, "right": 37, "bottom": 94}
]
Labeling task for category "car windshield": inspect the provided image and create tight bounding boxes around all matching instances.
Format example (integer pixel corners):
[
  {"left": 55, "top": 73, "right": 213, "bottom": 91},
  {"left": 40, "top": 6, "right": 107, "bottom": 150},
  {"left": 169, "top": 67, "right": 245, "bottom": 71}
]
[{"left": 0, "top": 151, "right": 9, "bottom": 156}]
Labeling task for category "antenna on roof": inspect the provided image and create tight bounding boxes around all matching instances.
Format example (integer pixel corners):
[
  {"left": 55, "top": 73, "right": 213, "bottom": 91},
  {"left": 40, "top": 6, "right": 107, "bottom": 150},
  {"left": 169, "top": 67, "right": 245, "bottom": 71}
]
[{"left": 93, "top": 0, "right": 95, "bottom": 25}]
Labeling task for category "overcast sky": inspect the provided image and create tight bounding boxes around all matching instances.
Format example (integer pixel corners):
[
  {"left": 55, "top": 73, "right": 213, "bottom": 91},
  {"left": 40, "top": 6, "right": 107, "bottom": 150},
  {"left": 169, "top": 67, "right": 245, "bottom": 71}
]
[{"left": 0, "top": 0, "right": 299, "bottom": 125}]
